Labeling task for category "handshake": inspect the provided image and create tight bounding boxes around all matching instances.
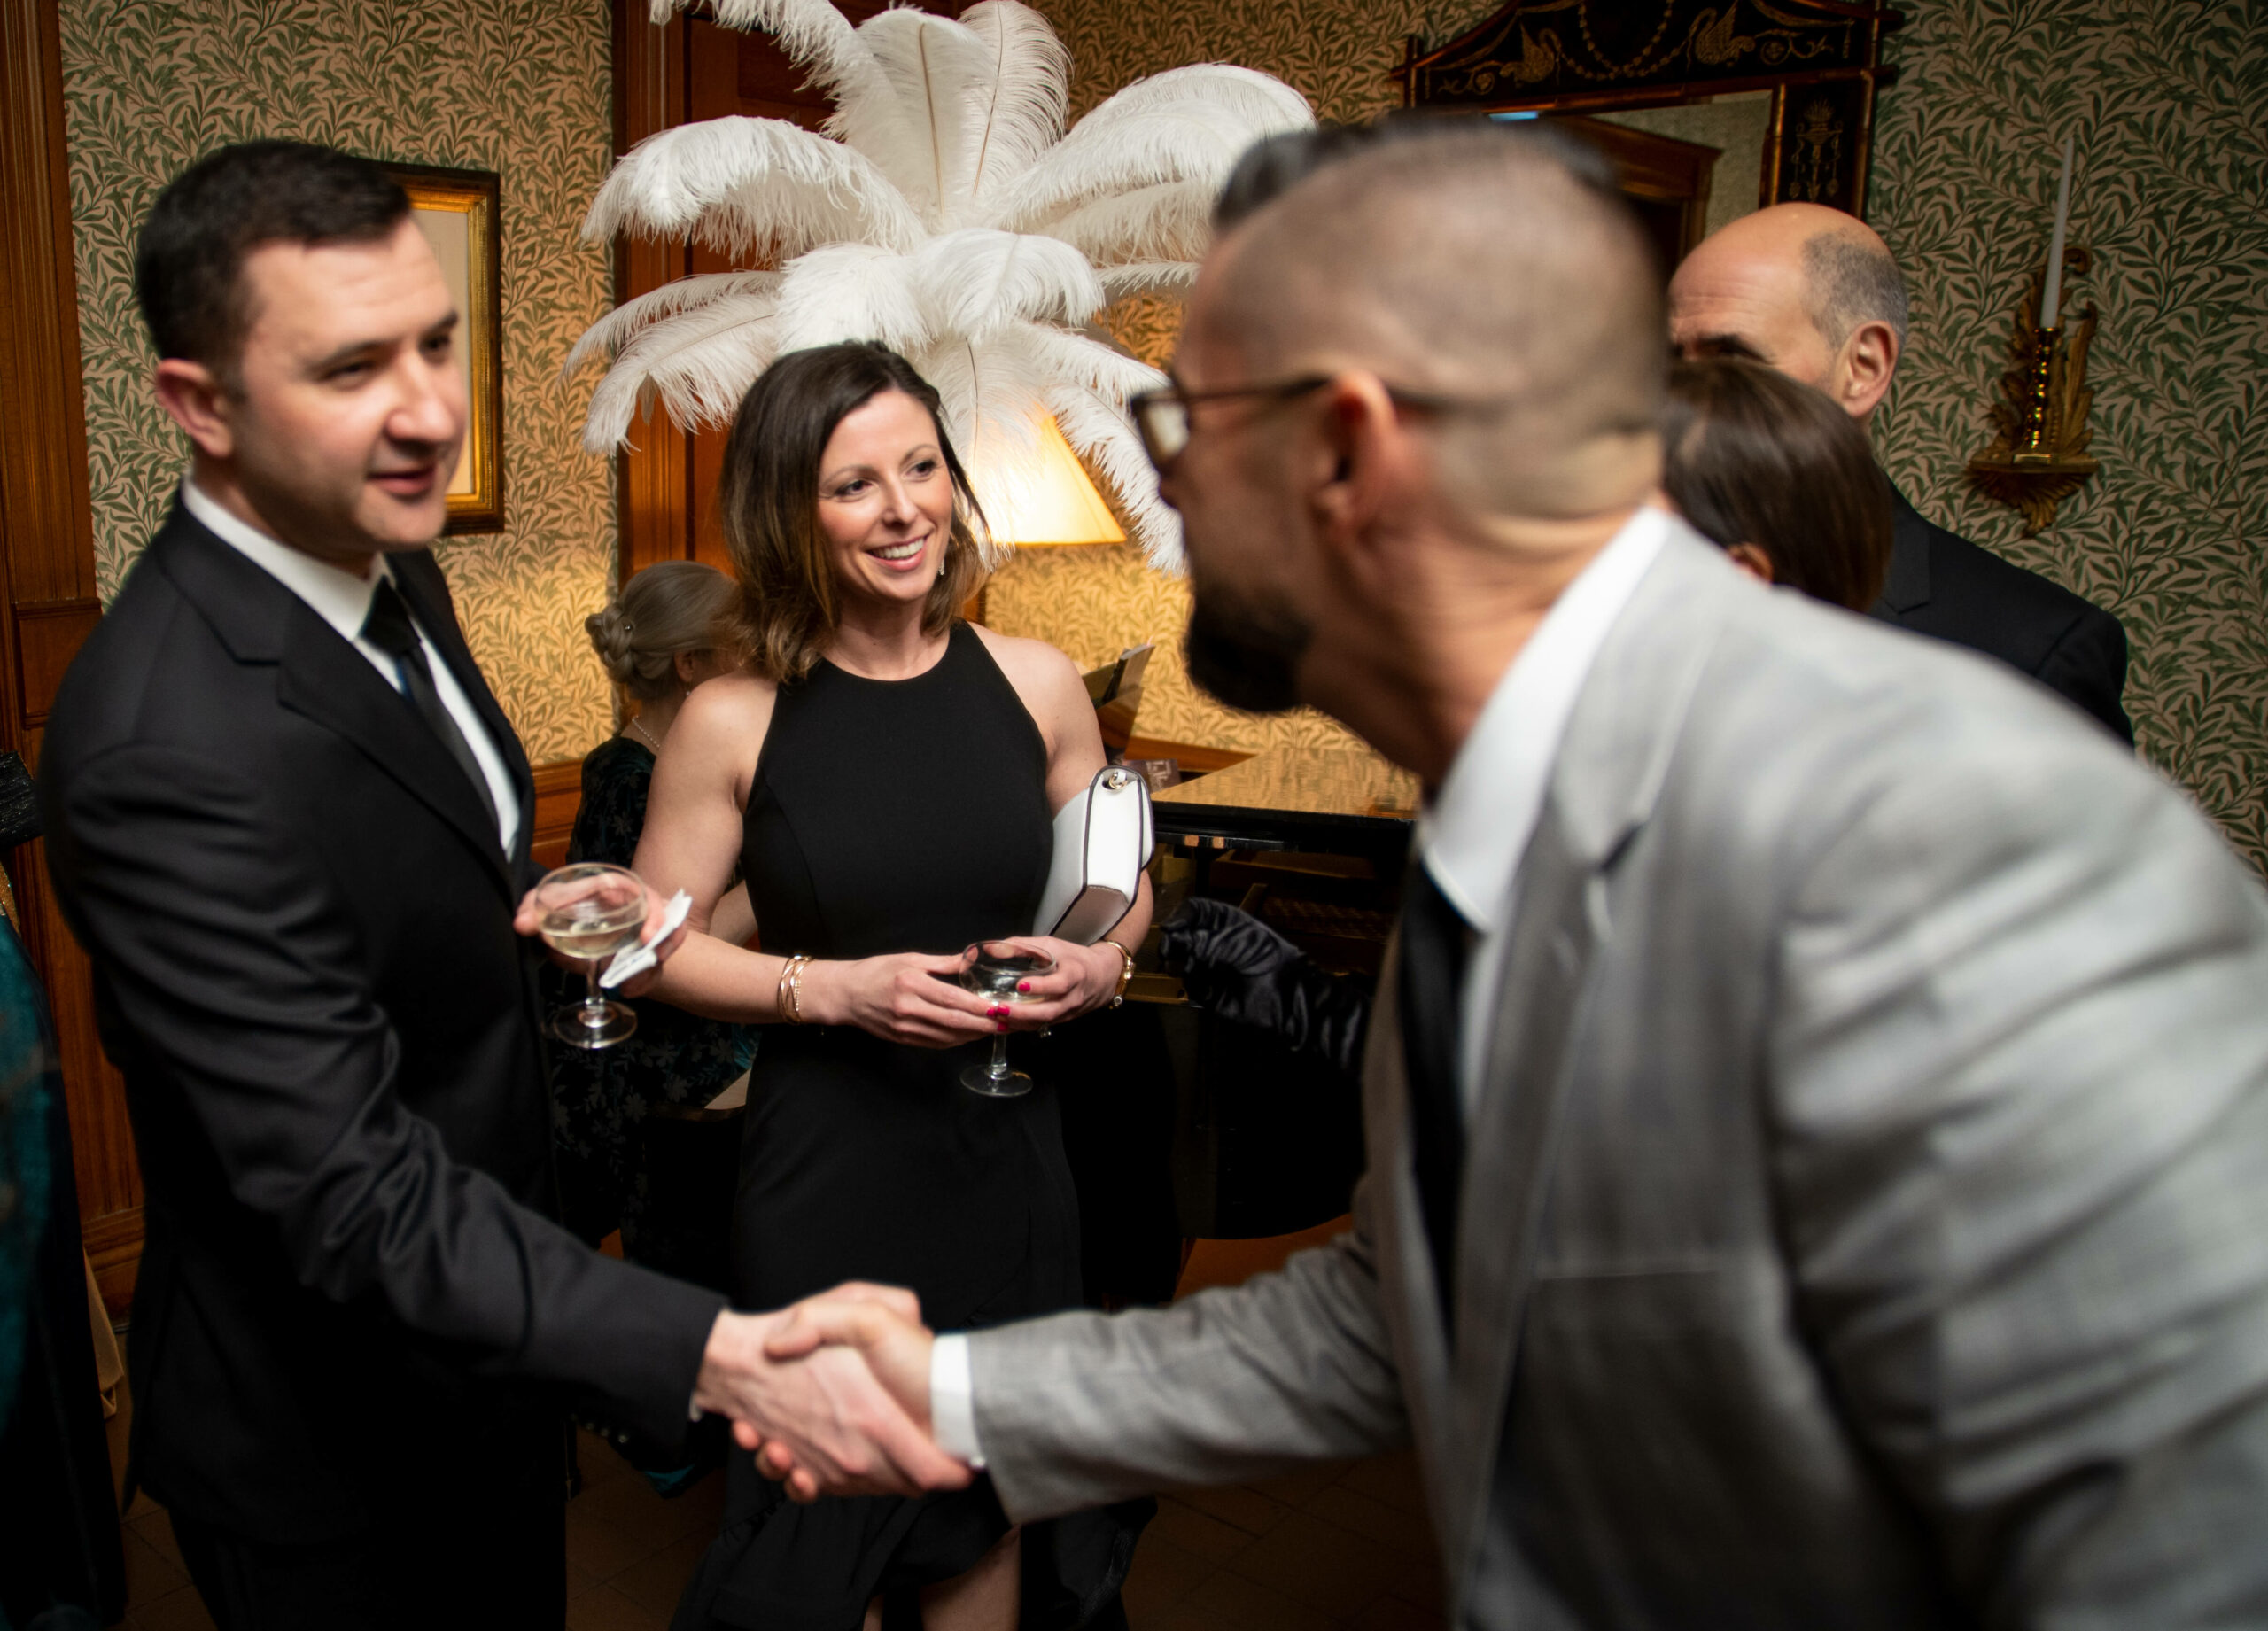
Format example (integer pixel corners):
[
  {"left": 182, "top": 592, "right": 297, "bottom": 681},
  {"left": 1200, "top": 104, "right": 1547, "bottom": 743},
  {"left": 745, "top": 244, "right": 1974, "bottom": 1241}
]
[{"left": 692, "top": 1284, "right": 968, "bottom": 1502}]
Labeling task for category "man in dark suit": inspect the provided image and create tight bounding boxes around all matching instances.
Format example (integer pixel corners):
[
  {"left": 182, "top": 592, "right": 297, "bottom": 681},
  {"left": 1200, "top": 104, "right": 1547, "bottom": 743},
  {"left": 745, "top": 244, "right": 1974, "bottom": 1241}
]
[
  {"left": 1669, "top": 201, "right": 2132, "bottom": 741},
  {"left": 39, "top": 141, "right": 958, "bottom": 1629}
]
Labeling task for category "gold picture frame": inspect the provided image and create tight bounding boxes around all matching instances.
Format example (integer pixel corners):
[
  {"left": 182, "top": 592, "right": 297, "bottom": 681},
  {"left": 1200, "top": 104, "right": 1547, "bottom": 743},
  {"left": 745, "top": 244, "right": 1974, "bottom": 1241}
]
[{"left": 383, "top": 163, "right": 504, "bottom": 534}]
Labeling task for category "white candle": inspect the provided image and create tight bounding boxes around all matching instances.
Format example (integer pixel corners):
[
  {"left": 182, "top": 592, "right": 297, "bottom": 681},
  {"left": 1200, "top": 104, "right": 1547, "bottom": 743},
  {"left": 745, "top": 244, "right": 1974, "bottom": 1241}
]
[{"left": 2040, "top": 136, "right": 2075, "bottom": 329}]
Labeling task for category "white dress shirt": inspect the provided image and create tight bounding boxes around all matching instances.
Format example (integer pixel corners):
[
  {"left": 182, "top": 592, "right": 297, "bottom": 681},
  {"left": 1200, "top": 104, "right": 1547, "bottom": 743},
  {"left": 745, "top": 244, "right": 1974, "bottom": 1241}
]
[
  {"left": 180, "top": 477, "right": 521, "bottom": 853},
  {"left": 928, "top": 506, "right": 1673, "bottom": 1465}
]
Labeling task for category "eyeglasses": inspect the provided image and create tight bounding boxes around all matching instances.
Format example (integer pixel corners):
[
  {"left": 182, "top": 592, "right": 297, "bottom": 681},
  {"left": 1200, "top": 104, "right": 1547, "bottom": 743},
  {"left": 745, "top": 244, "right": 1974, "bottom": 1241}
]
[{"left": 1127, "top": 373, "right": 1499, "bottom": 471}]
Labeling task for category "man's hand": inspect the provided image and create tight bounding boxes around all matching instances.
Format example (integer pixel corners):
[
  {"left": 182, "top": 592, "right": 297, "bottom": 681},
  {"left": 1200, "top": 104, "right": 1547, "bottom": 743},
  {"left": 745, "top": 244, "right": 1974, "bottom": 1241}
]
[
  {"left": 694, "top": 1291, "right": 968, "bottom": 1503},
  {"left": 512, "top": 881, "right": 688, "bottom": 998},
  {"left": 757, "top": 1285, "right": 943, "bottom": 1492}
]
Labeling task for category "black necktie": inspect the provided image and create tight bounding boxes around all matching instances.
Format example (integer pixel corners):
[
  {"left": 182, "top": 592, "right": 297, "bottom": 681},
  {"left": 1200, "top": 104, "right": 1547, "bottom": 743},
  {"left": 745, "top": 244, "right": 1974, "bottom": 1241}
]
[
  {"left": 1400, "top": 862, "right": 1472, "bottom": 1328},
  {"left": 360, "top": 577, "right": 501, "bottom": 844}
]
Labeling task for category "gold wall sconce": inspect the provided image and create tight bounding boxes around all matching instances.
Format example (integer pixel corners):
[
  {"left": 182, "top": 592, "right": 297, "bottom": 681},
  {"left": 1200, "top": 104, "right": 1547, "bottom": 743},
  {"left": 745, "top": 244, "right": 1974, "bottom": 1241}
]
[
  {"left": 1967, "top": 137, "right": 2099, "bottom": 535},
  {"left": 1966, "top": 249, "right": 2099, "bottom": 536}
]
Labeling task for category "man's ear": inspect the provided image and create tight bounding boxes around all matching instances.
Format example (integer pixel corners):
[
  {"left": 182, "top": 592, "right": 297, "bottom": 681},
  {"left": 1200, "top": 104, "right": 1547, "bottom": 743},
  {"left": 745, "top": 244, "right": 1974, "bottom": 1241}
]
[
  {"left": 1834, "top": 320, "right": 1899, "bottom": 420},
  {"left": 1308, "top": 372, "right": 1406, "bottom": 580},
  {"left": 152, "top": 358, "right": 237, "bottom": 461}
]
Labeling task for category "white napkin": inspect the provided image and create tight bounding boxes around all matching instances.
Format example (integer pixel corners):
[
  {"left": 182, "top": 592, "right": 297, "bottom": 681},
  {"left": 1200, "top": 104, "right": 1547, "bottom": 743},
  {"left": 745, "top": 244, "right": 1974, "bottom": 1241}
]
[{"left": 600, "top": 889, "right": 692, "bottom": 988}]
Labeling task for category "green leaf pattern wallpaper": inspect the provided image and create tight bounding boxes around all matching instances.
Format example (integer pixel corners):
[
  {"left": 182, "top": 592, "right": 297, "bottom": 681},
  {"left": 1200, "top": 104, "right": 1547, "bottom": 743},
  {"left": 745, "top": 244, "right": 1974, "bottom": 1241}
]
[
  {"left": 1031, "top": 0, "right": 2267, "bottom": 871},
  {"left": 47, "top": 0, "right": 2266, "bottom": 862},
  {"left": 56, "top": 0, "right": 619, "bottom": 765}
]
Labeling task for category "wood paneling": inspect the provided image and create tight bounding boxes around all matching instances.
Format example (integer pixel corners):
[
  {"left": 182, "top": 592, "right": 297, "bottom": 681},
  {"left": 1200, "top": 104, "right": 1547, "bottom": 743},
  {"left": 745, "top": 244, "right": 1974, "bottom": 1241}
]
[
  {"left": 531, "top": 758, "right": 586, "bottom": 873},
  {"left": 15, "top": 597, "right": 103, "bottom": 727},
  {"left": 0, "top": 0, "right": 134, "bottom": 1264}
]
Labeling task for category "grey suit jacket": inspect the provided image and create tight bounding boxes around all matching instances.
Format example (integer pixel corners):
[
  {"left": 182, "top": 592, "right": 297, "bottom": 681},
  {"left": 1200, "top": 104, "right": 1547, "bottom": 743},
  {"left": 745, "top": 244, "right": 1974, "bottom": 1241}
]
[{"left": 967, "top": 529, "right": 2268, "bottom": 1627}]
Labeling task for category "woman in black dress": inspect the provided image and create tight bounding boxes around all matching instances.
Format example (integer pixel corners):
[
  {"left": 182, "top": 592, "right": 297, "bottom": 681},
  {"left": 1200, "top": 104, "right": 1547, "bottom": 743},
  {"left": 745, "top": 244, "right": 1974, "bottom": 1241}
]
[
  {"left": 635, "top": 343, "right": 1153, "bottom": 1631},
  {"left": 548, "top": 560, "right": 755, "bottom": 1292}
]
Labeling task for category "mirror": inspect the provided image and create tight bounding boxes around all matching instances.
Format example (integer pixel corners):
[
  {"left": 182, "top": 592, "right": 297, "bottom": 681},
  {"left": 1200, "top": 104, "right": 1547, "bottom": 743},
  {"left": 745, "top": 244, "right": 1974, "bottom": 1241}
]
[{"left": 1402, "top": 1, "right": 1904, "bottom": 261}]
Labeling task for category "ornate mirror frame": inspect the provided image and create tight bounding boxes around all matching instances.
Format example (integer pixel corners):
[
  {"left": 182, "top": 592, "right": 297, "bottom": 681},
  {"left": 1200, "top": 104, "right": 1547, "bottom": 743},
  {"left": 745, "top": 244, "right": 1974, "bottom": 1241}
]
[{"left": 1402, "top": 1, "right": 1905, "bottom": 228}]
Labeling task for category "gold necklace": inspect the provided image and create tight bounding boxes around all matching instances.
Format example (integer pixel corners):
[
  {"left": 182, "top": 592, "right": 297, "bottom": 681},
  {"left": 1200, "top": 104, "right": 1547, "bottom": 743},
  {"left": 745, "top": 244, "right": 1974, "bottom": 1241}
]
[{"left": 627, "top": 716, "right": 664, "bottom": 753}]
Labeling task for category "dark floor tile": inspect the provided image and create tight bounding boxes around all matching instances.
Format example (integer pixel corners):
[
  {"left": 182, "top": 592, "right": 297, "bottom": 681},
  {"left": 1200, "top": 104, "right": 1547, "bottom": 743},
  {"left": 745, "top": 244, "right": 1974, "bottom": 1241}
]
[
  {"left": 1165, "top": 1481, "right": 1292, "bottom": 1539},
  {"left": 1175, "top": 1568, "right": 1342, "bottom": 1631},
  {"left": 1306, "top": 1482, "right": 1437, "bottom": 1561},
  {"left": 1337, "top": 1453, "right": 1426, "bottom": 1514},
  {"left": 576, "top": 1427, "right": 637, "bottom": 1490},
  {"left": 564, "top": 1582, "right": 672, "bottom": 1631},
  {"left": 565, "top": 1467, "right": 710, "bottom": 1580},
  {"left": 1249, "top": 1461, "right": 1352, "bottom": 1511},
  {"left": 128, "top": 1504, "right": 185, "bottom": 1570},
  {"left": 610, "top": 1532, "right": 712, "bottom": 1619},
  {"left": 126, "top": 1584, "right": 217, "bottom": 1631},
  {"left": 120, "top": 1522, "right": 191, "bottom": 1604},
  {"left": 1228, "top": 1509, "right": 1404, "bottom": 1619},
  {"left": 1352, "top": 1595, "right": 1445, "bottom": 1630},
  {"left": 1148, "top": 1495, "right": 1258, "bottom": 1565},
  {"left": 1121, "top": 1529, "right": 1216, "bottom": 1621}
]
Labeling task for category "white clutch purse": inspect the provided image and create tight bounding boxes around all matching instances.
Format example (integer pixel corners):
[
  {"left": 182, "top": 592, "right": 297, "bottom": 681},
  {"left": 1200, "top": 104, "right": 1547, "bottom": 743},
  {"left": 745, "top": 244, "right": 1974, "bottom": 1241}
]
[{"left": 1033, "top": 765, "right": 1154, "bottom": 944}]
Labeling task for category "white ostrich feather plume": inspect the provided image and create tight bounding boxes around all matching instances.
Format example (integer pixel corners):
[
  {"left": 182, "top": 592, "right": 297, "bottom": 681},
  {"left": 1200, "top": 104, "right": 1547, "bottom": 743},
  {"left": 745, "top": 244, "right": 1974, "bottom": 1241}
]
[{"left": 579, "top": 0, "right": 1312, "bottom": 565}]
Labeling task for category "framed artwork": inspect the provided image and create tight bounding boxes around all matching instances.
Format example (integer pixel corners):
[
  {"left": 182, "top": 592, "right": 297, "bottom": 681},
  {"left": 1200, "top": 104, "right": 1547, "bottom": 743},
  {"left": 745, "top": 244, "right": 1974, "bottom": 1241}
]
[
  {"left": 383, "top": 163, "right": 504, "bottom": 533},
  {"left": 1402, "top": 1, "right": 1902, "bottom": 248}
]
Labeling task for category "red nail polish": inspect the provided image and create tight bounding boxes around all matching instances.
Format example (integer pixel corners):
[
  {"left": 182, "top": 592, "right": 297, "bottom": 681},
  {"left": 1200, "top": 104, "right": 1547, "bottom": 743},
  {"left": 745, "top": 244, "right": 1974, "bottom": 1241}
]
[
  {"left": 996, "top": 1021, "right": 1009, "bottom": 1033},
  {"left": 988, "top": 1005, "right": 1007, "bottom": 1019},
  {"left": 1017, "top": 981, "right": 1031, "bottom": 993}
]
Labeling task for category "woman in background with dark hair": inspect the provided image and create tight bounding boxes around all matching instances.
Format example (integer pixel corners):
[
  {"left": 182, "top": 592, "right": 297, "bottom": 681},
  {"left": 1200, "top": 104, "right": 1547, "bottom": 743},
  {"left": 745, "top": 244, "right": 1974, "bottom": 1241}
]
[
  {"left": 636, "top": 343, "right": 1150, "bottom": 1630},
  {"left": 548, "top": 560, "right": 753, "bottom": 1295},
  {"left": 1658, "top": 355, "right": 1894, "bottom": 612}
]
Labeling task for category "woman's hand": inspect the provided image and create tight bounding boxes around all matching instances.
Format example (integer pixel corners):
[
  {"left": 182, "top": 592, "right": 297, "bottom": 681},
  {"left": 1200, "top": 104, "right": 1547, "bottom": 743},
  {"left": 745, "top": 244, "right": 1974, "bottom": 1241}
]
[
  {"left": 799, "top": 952, "right": 1001, "bottom": 1049},
  {"left": 998, "top": 938, "right": 1127, "bottom": 1029}
]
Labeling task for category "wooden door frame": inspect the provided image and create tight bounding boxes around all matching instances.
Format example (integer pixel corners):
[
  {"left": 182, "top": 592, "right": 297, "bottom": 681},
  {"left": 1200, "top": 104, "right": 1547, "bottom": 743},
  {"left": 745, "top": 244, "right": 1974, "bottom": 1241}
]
[{"left": 0, "top": 0, "right": 137, "bottom": 1312}]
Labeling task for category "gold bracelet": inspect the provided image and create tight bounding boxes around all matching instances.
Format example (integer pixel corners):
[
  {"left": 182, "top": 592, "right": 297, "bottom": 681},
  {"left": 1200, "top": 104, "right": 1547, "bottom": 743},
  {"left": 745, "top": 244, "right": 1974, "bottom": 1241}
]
[
  {"left": 776, "top": 953, "right": 811, "bottom": 1024},
  {"left": 1101, "top": 939, "right": 1136, "bottom": 1008}
]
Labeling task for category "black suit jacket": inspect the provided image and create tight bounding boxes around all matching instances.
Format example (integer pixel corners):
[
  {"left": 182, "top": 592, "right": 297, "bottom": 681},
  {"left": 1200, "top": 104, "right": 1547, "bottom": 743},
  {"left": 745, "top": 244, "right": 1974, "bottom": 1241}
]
[
  {"left": 40, "top": 508, "right": 724, "bottom": 1544},
  {"left": 1870, "top": 487, "right": 2132, "bottom": 742}
]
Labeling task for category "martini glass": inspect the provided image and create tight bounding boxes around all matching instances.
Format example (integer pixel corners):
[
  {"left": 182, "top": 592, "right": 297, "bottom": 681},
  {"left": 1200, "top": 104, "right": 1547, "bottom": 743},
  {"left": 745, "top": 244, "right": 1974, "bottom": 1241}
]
[
  {"left": 535, "top": 863, "right": 649, "bottom": 1049},
  {"left": 958, "top": 940, "right": 1057, "bottom": 1097}
]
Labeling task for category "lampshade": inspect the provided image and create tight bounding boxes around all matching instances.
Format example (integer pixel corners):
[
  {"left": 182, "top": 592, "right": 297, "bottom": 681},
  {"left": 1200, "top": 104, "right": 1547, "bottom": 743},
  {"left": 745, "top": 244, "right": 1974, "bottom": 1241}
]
[{"left": 983, "top": 417, "right": 1127, "bottom": 548}]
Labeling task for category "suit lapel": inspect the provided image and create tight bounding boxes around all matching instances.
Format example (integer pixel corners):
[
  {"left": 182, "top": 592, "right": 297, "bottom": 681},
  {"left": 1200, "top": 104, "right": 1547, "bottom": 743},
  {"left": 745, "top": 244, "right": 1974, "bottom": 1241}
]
[
  {"left": 1415, "top": 530, "right": 1733, "bottom": 1618},
  {"left": 154, "top": 512, "right": 515, "bottom": 889}
]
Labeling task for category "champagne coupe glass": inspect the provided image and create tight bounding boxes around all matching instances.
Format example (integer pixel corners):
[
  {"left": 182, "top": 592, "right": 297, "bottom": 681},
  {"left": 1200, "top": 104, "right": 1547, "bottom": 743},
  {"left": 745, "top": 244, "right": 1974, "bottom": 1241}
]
[
  {"left": 536, "top": 862, "right": 651, "bottom": 1050},
  {"left": 958, "top": 939, "right": 1057, "bottom": 1098}
]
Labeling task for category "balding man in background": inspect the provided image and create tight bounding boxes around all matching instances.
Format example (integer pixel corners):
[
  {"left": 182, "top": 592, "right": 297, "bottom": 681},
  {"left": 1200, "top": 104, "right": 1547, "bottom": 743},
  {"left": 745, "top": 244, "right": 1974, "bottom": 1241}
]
[
  {"left": 1670, "top": 201, "right": 2132, "bottom": 741},
  {"left": 761, "top": 127, "right": 2268, "bottom": 1626}
]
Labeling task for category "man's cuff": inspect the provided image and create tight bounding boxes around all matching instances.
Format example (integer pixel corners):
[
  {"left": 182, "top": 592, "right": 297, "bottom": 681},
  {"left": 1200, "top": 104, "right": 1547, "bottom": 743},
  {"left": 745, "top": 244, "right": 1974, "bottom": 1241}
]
[{"left": 929, "top": 1332, "right": 987, "bottom": 1468}]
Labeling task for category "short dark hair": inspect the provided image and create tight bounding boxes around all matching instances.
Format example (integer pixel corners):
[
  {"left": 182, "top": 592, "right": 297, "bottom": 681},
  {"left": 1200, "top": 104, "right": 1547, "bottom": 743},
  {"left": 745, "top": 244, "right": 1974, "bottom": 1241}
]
[
  {"left": 1660, "top": 357, "right": 1891, "bottom": 613},
  {"left": 718, "top": 343, "right": 989, "bottom": 684},
  {"left": 135, "top": 141, "right": 409, "bottom": 376},
  {"left": 1214, "top": 113, "right": 1622, "bottom": 233},
  {"left": 1802, "top": 229, "right": 1909, "bottom": 348}
]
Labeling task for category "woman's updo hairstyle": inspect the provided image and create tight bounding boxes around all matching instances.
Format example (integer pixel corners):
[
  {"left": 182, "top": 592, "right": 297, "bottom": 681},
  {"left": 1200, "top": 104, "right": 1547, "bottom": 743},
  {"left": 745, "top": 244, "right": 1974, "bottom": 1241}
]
[
  {"left": 717, "top": 342, "right": 990, "bottom": 684},
  {"left": 586, "top": 560, "right": 739, "bottom": 703}
]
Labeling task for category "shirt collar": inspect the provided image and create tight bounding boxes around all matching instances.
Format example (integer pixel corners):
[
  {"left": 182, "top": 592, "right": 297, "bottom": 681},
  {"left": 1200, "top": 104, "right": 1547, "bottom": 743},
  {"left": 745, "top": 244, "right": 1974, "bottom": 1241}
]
[
  {"left": 1417, "top": 505, "right": 1671, "bottom": 934},
  {"left": 180, "top": 473, "right": 386, "bottom": 647}
]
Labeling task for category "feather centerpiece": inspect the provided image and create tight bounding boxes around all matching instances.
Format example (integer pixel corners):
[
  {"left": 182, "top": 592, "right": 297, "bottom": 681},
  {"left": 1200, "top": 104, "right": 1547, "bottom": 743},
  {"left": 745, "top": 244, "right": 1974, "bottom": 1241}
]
[{"left": 565, "top": 0, "right": 1313, "bottom": 567}]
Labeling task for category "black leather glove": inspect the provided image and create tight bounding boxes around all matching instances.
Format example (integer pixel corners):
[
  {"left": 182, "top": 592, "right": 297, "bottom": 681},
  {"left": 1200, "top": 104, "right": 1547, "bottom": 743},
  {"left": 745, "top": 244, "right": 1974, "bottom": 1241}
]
[{"left": 1158, "top": 897, "right": 1373, "bottom": 1076}]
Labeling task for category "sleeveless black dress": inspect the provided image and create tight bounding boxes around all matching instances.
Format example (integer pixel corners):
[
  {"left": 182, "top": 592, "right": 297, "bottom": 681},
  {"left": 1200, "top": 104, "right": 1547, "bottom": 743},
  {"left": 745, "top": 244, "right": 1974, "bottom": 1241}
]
[{"left": 674, "top": 624, "right": 1143, "bottom": 1631}]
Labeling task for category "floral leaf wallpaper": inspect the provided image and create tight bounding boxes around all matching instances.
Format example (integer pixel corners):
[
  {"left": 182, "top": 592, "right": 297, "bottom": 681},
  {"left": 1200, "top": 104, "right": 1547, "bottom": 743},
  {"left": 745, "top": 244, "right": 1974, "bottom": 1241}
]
[
  {"left": 1866, "top": 0, "right": 2267, "bottom": 873},
  {"left": 57, "top": 0, "right": 619, "bottom": 765},
  {"left": 1030, "top": 0, "right": 2268, "bottom": 873}
]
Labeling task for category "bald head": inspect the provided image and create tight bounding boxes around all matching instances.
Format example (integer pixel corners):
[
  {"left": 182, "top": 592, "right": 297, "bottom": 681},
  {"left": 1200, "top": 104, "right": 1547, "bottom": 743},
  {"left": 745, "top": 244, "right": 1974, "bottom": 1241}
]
[
  {"left": 1190, "top": 126, "right": 1666, "bottom": 520},
  {"left": 1668, "top": 203, "right": 1907, "bottom": 421}
]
